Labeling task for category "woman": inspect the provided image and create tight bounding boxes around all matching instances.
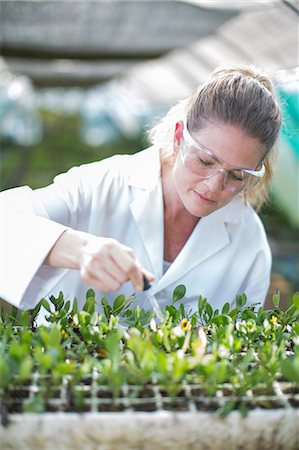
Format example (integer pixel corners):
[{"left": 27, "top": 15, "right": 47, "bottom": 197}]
[{"left": 1, "top": 65, "right": 282, "bottom": 315}]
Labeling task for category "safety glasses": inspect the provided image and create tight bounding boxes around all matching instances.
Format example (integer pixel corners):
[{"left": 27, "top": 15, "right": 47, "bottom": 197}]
[{"left": 180, "top": 121, "right": 265, "bottom": 193}]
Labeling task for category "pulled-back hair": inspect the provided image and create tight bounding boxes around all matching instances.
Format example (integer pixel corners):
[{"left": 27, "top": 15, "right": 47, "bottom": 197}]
[{"left": 148, "top": 64, "right": 282, "bottom": 210}]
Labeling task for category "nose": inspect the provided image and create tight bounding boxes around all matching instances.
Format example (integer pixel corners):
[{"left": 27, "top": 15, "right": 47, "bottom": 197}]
[{"left": 203, "top": 170, "right": 226, "bottom": 192}]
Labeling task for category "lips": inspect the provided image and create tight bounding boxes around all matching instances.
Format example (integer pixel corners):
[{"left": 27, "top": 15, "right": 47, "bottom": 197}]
[{"left": 193, "top": 190, "right": 216, "bottom": 203}]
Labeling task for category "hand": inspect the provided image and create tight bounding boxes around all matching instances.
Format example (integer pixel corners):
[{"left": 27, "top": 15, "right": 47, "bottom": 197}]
[{"left": 80, "top": 236, "right": 155, "bottom": 292}]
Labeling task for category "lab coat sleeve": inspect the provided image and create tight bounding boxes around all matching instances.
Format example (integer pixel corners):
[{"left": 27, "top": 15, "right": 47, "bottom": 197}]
[
  {"left": 0, "top": 161, "right": 115, "bottom": 309},
  {"left": 236, "top": 228, "right": 272, "bottom": 308},
  {"left": 0, "top": 186, "right": 70, "bottom": 308},
  {"left": 0, "top": 157, "right": 125, "bottom": 309}
]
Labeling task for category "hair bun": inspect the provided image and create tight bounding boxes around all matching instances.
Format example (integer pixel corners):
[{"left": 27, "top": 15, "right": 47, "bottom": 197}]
[{"left": 212, "top": 64, "right": 274, "bottom": 93}]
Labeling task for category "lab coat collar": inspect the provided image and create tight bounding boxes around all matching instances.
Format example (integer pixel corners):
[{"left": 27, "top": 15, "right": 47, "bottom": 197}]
[
  {"left": 129, "top": 147, "right": 164, "bottom": 277},
  {"left": 127, "top": 146, "right": 161, "bottom": 190},
  {"left": 155, "top": 200, "right": 245, "bottom": 293},
  {"left": 128, "top": 146, "right": 247, "bottom": 288}
]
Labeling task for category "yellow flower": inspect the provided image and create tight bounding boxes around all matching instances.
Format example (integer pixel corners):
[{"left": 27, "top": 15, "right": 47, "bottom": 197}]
[
  {"left": 270, "top": 316, "right": 279, "bottom": 326},
  {"left": 60, "top": 329, "right": 69, "bottom": 339},
  {"left": 180, "top": 318, "right": 192, "bottom": 332}
]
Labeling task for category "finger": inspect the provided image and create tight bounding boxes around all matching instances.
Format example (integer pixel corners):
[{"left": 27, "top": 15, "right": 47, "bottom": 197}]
[
  {"left": 90, "top": 255, "right": 128, "bottom": 285},
  {"left": 81, "top": 265, "right": 122, "bottom": 292},
  {"left": 109, "top": 246, "right": 144, "bottom": 291},
  {"left": 82, "top": 239, "right": 142, "bottom": 290},
  {"left": 140, "top": 272, "right": 155, "bottom": 290},
  {"left": 88, "top": 247, "right": 140, "bottom": 289},
  {"left": 141, "top": 268, "right": 155, "bottom": 282}
]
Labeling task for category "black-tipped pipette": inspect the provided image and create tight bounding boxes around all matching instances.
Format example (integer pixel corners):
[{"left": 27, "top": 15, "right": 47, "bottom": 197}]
[{"left": 142, "top": 275, "right": 163, "bottom": 320}]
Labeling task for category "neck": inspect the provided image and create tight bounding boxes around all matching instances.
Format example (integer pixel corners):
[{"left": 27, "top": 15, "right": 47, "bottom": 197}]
[
  {"left": 161, "top": 161, "right": 199, "bottom": 226},
  {"left": 161, "top": 161, "right": 200, "bottom": 262}
]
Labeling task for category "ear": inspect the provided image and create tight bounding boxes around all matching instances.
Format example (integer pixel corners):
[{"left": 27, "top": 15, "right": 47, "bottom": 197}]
[{"left": 173, "top": 121, "right": 184, "bottom": 155}]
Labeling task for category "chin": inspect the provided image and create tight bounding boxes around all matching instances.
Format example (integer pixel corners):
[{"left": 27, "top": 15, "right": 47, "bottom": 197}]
[{"left": 186, "top": 202, "right": 220, "bottom": 218}]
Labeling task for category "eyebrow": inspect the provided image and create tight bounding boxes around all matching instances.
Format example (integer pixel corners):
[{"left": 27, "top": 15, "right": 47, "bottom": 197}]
[
  {"left": 183, "top": 122, "right": 260, "bottom": 172},
  {"left": 184, "top": 124, "right": 222, "bottom": 164}
]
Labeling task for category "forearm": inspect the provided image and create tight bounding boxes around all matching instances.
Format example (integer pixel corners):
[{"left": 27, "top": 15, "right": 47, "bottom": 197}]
[
  {"left": 44, "top": 229, "right": 89, "bottom": 269},
  {"left": 44, "top": 229, "right": 155, "bottom": 292},
  {"left": 1, "top": 202, "right": 69, "bottom": 306}
]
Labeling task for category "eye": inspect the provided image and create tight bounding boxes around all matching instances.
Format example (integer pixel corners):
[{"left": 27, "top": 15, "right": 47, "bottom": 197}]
[
  {"left": 228, "top": 170, "right": 244, "bottom": 182},
  {"left": 198, "top": 157, "right": 215, "bottom": 167}
]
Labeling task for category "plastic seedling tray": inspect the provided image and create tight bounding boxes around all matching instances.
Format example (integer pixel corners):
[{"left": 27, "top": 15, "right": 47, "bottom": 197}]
[{"left": 1, "top": 289, "right": 299, "bottom": 449}]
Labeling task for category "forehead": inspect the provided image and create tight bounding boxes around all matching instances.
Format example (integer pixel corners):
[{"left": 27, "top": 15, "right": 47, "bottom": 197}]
[{"left": 186, "top": 121, "right": 263, "bottom": 168}]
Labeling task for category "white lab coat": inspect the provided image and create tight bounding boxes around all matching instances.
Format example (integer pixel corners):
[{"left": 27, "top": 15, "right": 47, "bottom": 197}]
[{"left": 1, "top": 146, "right": 271, "bottom": 315}]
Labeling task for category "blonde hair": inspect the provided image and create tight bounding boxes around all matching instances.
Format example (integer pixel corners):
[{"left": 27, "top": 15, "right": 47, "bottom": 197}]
[{"left": 148, "top": 64, "right": 282, "bottom": 211}]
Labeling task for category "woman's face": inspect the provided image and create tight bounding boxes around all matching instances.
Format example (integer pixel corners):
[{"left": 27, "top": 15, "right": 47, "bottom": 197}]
[{"left": 171, "top": 121, "right": 263, "bottom": 218}]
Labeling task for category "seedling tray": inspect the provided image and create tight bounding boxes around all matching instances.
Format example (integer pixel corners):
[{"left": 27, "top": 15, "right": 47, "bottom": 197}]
[
  {"left": 1, "top": 378, "right": 299, "bottom": 450},
  {"left": 3, "top": 374, "right": 299, "bottom": 415},
  {"left": 1, "top": 289, "right": 299, "bottom": 449}
]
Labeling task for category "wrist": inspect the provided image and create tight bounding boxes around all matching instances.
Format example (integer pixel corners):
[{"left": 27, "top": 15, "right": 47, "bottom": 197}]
[{"left": 44, "top": 229, "right": 89, "bottom": 269}]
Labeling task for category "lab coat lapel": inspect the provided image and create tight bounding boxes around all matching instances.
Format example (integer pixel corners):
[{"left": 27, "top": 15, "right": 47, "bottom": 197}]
[
  {"left": 129, "top": 147, "right": 164, "bottom": 277},
  {"left": 155, "top": 211, "right": 230, "bottom": 292},
  {"left": 130, "top": 186, "right": 164, "bottom": 278}
]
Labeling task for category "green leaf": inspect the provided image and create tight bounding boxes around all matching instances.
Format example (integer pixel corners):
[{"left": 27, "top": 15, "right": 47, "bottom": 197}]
[
  {"left": 86, "top": 288, "right": 95, "bottom": 300},
  {"left": 281, "top": 357, "right": 299, "bottom": 384},
  {"left": 105, "top": 331, "right": 121, "bottom": 364},
  {"left": 272, "top": 289, "right": 280, "bottom": 309},
  {"left": 57, "top": 291, "right": 65, "bottom": 310},
  {"left": 40, "top": 299, "right": 52, "bottom": 313},
  {"left": 24, "top": 395, "right": 45, "bottom": 413},
  {"left": 9, "top": 341, "right": 27, "bottom": 359},
  {"left": 11, "top": 306, "right": 19, "bottom": 321},
  {"left": 101, "top": 297, "right": 112, "bottom": 319},
  {"left": 49, "top": 295, "right": 58, "bottom": 307},
  {"left": 285, "top": 303, "right": 297, "bottom": 319},
  {"left": 64, "top": 300, "right": 71, "bottom": 313},
  {"left": 30, "top": 301, "right": 43, "bottom": 323},
  {"left": 71, "top": 298, "right": 79, "bottom": 316},
  {"left": 59, "top": 308, "right": 67, "bottom": 318},
  {"left": 172, "top": 285, "right": 186, "bottom": 304},
  {"left": 112, "top": 295, "right": 127, "bottom": 315},
  {"left": 241, "top": 309, "right": 257, "bottom": 321},
  {"left": 166, "top": 305, "right": 180, "bottom": 324},
  {"left": 53, "top": 361, "right": 76, "bottom": 377},
  {"left": 48, "top": 325, "right": 62, "bottom": 348},
  {"left": 222, "top": 302, "right": 230, "bottom": 314},
  {"left": 292, "top": 292, "right": 299, "bottom": 311},
  {"left": 179, "top": 303, "right": 186, "bottom": 318},
  {"left": 228, "top": 308, "right": 239, "bottom": 320},
  {"left": 212, "top": 314, "right": 232, "bottom": 326},
  {"left": 19, "top": 356, "right": 34, "bottom": 380},
  {"left": 198, "top": 296, "right": 207, "bottom": 315},
  {"left": 257, "top": 307, "right": 266, "bottom": 325},
  {"left": 205, "top": 303, "right": 213, "bottom": 320},
  {"left": 219, "top": 400, "right": 236, "bottom": 417},
  {"left": 83, "top": 296, "right": 95, "bottom": 315},
  {"left": 293, "top": 322, "right": 299, "bottom": 335},
  {"left": 236, "top": 294, "right": 247, "bottom": 309},
  {"left": 0, "top": 356, "right": 11, "bottom": 388},
  {"left": 213, "top": 309, "right": 219, "bottom": 318},
  {"left": 133, "top": 306, "right": 140, "bottom": 320},
  {"left": 238, "top": 401, "right": 249, "bottom": 418}
]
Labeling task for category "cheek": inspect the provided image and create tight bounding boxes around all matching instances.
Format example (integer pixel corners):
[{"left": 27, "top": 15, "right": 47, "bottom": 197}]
[
  {"left": 172, "top": 161, "right": 190, "bottom": 192},
  {"left": 172, "top": 161, "right": 239, "bottom": 209}
]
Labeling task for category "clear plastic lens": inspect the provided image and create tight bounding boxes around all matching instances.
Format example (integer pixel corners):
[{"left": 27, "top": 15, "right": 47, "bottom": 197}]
[
  {"left": 242, "top": 174, "right": 260, "bottom": 192},
  {"left": 181, "top": 140, "right": 261, "bottom": 193}
]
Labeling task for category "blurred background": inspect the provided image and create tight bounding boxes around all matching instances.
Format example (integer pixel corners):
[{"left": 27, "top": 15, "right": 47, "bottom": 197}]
[{"left": 0, "top": 0, "right": 298, "bottom": 309}]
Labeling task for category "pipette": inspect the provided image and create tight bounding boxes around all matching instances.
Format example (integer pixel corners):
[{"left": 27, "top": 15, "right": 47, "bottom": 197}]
[{"left": 143, "top": 275, "right": 163, "bottom": 321}]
